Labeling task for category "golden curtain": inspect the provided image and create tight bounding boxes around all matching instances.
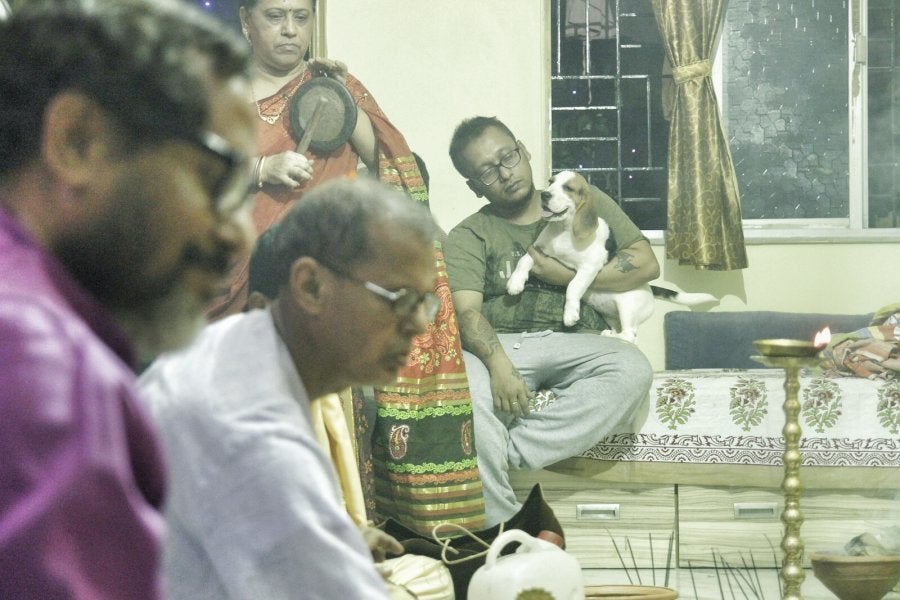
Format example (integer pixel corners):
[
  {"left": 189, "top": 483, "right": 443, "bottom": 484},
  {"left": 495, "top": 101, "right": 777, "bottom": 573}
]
[{"left": 652, "top": 0, "right": 748, "bottom": 271}]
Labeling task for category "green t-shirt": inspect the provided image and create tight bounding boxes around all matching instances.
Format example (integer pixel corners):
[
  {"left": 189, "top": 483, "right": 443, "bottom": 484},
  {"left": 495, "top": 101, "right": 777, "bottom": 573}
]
[{"left": 444, "top": 184, "right": 645, "bottom": 334}]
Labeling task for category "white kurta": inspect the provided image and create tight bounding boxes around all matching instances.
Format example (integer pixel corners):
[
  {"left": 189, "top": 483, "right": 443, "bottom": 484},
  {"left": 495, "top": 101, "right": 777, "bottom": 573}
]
[{"left": 138, "top": 309, "right": 389, "bottom": 600}]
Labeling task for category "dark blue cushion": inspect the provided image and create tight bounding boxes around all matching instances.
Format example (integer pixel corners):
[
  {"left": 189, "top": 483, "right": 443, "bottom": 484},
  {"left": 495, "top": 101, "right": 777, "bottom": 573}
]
[{"left": 664, "top": 311, "right": 873, "bottom": 370}]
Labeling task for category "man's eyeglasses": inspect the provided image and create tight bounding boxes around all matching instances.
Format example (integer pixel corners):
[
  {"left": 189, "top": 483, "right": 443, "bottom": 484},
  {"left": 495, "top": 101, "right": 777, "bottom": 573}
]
[
  {"left": 473, "top": 145, "right": 522, "bottom": 186},
  {"left": 316, "top": 258, "right": 440, "bottom": 323},
  {"left": 186, "top": 130, "right": 250, "bottom": 216}
]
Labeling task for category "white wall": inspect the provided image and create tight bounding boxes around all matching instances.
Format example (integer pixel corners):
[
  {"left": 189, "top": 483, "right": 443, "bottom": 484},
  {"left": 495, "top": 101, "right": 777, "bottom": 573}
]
[
  {"left": 326, "top": 0, "right": 549, "bottom": 231},
  {"left": 327, "top": 1, "right": 900, "bottom": 371}
]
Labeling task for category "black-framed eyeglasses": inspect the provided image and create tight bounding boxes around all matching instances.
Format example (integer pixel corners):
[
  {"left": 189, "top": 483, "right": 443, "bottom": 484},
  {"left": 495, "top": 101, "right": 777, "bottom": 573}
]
[
  {"left": 316, "top": 258, "right": 440, "bottom": 323},
  {"left": 472, "top": 145, "right": 522, "bottom": 186},
  {"left": 185, "top": 130, "right": 250, "bottom": 216}
]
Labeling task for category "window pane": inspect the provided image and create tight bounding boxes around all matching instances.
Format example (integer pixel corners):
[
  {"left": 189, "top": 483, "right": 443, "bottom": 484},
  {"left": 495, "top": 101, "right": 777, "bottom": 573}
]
[
  {"left": 551, "top": 0, "right": 668, "bottom": 230},
  {"left": 552, "top": 78, "right": 591, "bottom": 108},
  {"left": 551, "top": 139, "right": 619, "bottom": 170},
  {"left": 552, "top": 0, "right": 891, "bottom": 231},
  {"left": 867, "top": 0, "right": 899, "bottom": 228},
  {"left": 551, "top": 78, "right": 616, "bottom": 107},
  {"left": 590, "top": 77, "right": 617, "bottom": 105},
  {"left": 551, "top": 107, "right": 618, "bottom": 140},
  {"left": 622, "top": 171, "right": 668, "bottom": 230},
  {"left": 723, "top": 0, "right": 849, "bottom": 220}
]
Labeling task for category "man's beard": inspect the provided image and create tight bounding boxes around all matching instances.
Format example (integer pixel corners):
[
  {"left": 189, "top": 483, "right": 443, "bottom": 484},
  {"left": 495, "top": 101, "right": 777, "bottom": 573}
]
[
  {"left": 113, "top": 285, "right": 207, "bottom": 366},
  {"left": 507, "top": 186, "right": 536, "bottom": 211},
  {"left": 53, "top": 172, "right": 231, "bottom": 363}
]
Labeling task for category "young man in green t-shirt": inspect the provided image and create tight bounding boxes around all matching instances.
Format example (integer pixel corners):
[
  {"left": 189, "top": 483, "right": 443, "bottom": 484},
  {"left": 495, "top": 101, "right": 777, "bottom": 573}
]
[{"left": 444, "top": 116, "right": 657, "bottom": 526}]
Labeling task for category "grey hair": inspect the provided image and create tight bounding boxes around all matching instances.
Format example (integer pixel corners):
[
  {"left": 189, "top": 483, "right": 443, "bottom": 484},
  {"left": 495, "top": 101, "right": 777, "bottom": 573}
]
[
  {"left": 268, "top": 178, "right": 436, "bottom": 290},
  {"left": 239, "top": 0, "right": 316, "bottom": 10}
]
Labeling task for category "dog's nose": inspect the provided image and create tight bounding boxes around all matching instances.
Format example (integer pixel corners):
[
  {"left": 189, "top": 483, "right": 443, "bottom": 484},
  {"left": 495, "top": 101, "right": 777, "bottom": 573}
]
[{"left": 540, "top": 190, "right": 551, "bottom": 203}]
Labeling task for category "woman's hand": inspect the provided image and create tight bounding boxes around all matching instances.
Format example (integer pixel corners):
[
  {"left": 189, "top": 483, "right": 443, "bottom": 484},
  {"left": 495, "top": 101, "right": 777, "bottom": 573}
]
[
  {"left": 260, "top": 151, "right": 314, "bottom": 188},
  {"left": 308, "top": 57, "right": 348, "bottom": 86}
]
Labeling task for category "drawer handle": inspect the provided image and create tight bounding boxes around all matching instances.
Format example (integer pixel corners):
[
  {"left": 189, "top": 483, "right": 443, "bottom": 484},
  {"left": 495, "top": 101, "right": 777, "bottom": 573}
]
[
  {"left": 576, "top": 503, "right": 620, "bottom": 520},
  {"left": 734, "top": 502, "right": 779, "bottom": 519}
]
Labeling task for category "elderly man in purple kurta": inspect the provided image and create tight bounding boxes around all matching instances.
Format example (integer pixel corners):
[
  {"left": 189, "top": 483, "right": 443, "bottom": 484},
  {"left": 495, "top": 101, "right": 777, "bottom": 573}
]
[{"left": 0, "top": 1, "right": 255, "bottom": 597}]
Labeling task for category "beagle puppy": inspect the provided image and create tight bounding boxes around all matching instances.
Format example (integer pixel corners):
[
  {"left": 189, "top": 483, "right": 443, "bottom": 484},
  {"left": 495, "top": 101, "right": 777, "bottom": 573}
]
[{"left": 507, "top": 170, "right": 715, "bottom": 342}]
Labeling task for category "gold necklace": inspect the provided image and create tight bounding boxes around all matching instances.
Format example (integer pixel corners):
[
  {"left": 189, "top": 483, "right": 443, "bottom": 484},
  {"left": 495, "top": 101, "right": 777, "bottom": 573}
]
[{"left": 252, "top": 75, "right": 306, "bottom": 125}]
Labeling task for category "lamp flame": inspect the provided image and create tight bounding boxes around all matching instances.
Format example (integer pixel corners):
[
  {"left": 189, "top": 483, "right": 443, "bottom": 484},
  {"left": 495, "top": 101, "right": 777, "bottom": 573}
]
[{"left": 813, "top": 327, "right": 831, "bottom": 348}]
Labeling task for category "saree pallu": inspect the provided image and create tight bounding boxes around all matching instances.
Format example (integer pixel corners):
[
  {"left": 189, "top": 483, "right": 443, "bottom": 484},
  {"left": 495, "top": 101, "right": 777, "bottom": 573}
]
[
  {"left": 210, "top": 71, "right": 485, "bottom": 534},
  {"left": 365, "top": 242, "right": 485, "bottom": 535}
]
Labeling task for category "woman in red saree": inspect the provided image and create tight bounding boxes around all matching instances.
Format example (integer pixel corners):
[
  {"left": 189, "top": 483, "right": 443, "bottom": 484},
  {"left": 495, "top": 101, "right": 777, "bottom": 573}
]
[{"left": 210, "top": 0, "right": 485, "bottom": 535}]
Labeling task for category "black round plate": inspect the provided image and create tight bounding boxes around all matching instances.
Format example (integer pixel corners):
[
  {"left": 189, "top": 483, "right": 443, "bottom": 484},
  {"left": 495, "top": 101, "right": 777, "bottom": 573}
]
[{"left": 288, "top": 76, "right": 358, "bottom": 155}]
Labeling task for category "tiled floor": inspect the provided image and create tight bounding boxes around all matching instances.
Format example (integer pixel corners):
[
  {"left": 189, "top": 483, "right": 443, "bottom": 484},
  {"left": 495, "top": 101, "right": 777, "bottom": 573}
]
[{"left": 582, "top": 567, "right": 900, "bottom": 599}]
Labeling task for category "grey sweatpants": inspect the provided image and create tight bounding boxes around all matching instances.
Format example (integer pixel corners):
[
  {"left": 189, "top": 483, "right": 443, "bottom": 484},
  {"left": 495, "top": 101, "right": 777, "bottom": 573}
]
[{"left": 462, "top": 330, "right": 653, "bottom": 526}]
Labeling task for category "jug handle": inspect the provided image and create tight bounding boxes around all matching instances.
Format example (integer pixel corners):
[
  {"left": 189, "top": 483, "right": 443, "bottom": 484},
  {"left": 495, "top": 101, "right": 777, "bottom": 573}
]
[{"left": 483, "top": 529, "right": 550, "bottom": 569}]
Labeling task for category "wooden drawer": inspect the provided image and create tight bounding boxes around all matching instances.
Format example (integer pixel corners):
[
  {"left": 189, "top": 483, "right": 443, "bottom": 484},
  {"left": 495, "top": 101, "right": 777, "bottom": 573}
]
[
  {"left": 679, "top": 485, "right": 900, "bottom": 568},
  {"left": 511, "top": 470, "right": 676, "bottom": 569}
]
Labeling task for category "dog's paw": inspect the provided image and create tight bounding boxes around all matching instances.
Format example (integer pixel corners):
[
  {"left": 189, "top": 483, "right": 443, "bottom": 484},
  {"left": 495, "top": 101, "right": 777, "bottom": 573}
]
[
  {"left": 506, "top": 273, "right": 526, "bottom": 296},
  {"left": 601, "top": 329, "right": 637, "bottom": 343},
  {"left": 563, "top": 303, "right": 580, "bottom": 327}
]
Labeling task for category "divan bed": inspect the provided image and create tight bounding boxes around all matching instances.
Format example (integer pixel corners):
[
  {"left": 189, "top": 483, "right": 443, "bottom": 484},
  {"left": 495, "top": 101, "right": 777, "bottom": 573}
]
[{"left": 511, "top": 310, "right": 900, "bottom": 570}]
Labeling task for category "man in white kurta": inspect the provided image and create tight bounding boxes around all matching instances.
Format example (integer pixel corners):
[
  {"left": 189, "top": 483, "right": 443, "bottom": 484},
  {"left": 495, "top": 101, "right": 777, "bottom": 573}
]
[
  {"left": 139, "top": 308, "right": 390, "bottom": 599},
  {"left": 137, "top": 178, "right": 443, "bottom": 600}
]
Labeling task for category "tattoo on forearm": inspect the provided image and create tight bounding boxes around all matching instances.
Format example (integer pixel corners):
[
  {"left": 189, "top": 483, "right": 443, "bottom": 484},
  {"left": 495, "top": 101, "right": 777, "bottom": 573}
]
[
  {"left": 615, "top": 250, "right": 638, "bottom": 273},
  {"left": 458, "top": 309, "right": 502, "bottom": 358}
]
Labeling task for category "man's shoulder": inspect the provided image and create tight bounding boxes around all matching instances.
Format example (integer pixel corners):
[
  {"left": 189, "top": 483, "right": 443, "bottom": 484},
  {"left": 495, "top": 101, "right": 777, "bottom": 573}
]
[
  {"left": 139, "top": 311, "right": 272, "bottom": 391},
  {"left": 139, "top": 310, "right": 294, "bottom": 425},
  {"left": 0, "top": 235, "right": 65, "bottom": 332},
  {"left": 448, "top": 206, "right": 518, "bottom": 240},
  {"left": 586, "top": 184, "right": 646, "bottom": 247},
  {"left": 0, "top": 289, "right": 118, "bottom": 378},
  {"left": 587, "top": 184, "right": 620, "bottom": 214},
  {"left": 450, "top": 206, "right": 498, "bottom": 228}
]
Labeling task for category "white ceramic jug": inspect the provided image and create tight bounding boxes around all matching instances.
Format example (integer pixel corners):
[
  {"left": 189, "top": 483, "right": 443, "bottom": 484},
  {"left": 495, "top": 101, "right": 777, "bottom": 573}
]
[{"left": 467, "top": 529, "right": 584, "bottom": 600}]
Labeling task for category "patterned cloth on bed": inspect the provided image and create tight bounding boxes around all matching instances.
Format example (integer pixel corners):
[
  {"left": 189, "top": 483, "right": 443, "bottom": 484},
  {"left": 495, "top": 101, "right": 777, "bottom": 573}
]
[
  {"left": 580, "top": 369, "right": 900, "bottom": 467},
  {"left": 821, "top": 302, "right": 900, "bottom": 380}
]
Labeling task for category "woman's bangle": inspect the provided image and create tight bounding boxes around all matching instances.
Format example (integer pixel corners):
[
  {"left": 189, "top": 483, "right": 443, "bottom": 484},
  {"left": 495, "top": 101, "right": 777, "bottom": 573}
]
[
  {"left": 256, "top": 156, "right": 267, "bottom": 189},
  {"left": 251, "top": 157, "right": 262, "bottom": 189}
]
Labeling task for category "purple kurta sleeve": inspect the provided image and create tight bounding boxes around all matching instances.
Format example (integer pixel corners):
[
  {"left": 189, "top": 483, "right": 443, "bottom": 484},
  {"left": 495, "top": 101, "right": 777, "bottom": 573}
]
[
  {"left": 1, "top": 210, "right": 167, "bottom": 600},
  {"left": 0, "top": 301, "right": 166, "bottom": 599}
]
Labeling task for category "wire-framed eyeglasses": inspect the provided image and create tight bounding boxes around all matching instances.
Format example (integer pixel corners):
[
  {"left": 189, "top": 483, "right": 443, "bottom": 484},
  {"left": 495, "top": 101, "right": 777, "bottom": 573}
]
[
  {"left": 316, "top": 258, "right": 440, "bottom": 322},
  {"left": 473, "top": 145, "right": 522, "bottom": 186}
]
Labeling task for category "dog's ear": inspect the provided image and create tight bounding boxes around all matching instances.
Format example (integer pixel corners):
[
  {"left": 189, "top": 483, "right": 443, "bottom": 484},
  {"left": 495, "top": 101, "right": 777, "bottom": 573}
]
[{"left": 571, "top": 177, "right": 599, "bottom": 241}]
